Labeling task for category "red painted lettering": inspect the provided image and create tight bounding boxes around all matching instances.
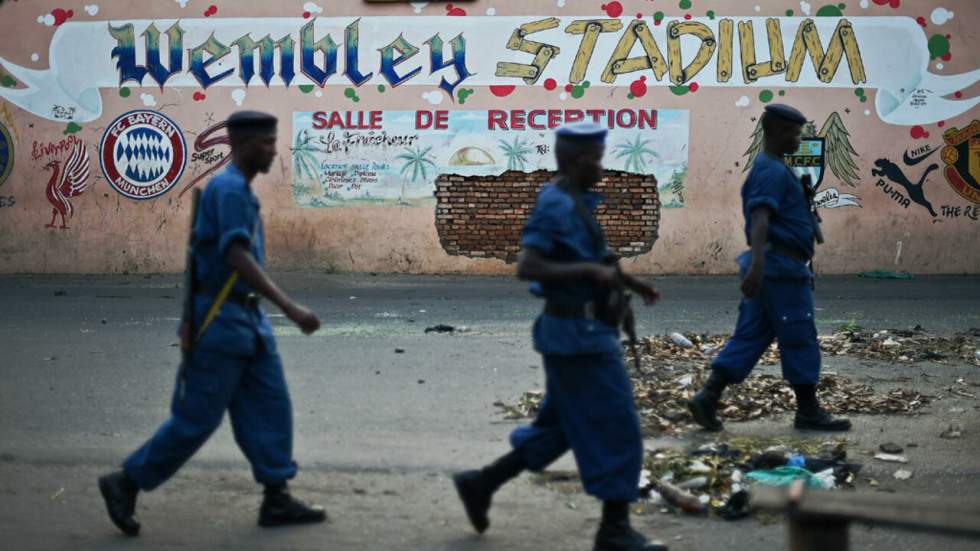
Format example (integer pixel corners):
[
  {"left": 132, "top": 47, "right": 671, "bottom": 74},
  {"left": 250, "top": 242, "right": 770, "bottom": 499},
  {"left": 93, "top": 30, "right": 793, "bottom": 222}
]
[
  {"left": 616, "top": 109, "right": 637, "bottom": 129},
  {"left": 488, "top": 110, "right": 507, "bottom": 130},
  {"left": 435, "top": 110, "right": 449, "bottom": 130},
  {"left": 312, "top": 111, "right": 328, "bottom": 130},
  {"left": 547, "top": 110, "right": 562, "bottom": 128},
  {"left": 638, "top": 110, "right": 657, "bottom": 129},
  {"left": 510, "top": 110, "right": 526, "bottom": 130},
  {"left": 528, "top": 110, "right": 546, "bottom": 130}
]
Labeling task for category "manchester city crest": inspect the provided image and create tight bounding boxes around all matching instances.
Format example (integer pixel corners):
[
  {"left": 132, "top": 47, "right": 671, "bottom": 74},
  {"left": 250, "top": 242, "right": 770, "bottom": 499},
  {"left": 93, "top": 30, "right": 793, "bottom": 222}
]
[
  {"left": 784, "top": 137, "right": 826, "bottom": 189},
  {"left": 100, "top": 110, "right": 187, "bottom": 200}
]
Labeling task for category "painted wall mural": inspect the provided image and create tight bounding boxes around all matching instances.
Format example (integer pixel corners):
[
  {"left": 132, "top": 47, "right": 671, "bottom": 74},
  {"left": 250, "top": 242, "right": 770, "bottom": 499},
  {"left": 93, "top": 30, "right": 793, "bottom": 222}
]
[
  {"left": 0, "top": 0, "right": 977, "bottom": 274},
  {"left": 0, "top": 13, "right": 977, "bottom": 127},
  {"left": 34, "top": 134, "right": 91, "bottom": 229},
  {"left": 291, "top": 108, "right": 688, "bottom": 207},
  {"left": 744, "top": 110, "right": 862, "bottom": 209}
]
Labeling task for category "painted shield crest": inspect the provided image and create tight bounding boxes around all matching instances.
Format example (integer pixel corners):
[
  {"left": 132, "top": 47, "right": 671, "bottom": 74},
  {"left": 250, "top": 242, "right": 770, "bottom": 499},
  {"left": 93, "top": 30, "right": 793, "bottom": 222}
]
[
  {"left": 100, "top": 110, "right": 187, "bottom": 200},
  {"left": 784, "top": 137, "right": 826, "bottom": 189},
  {"left": 0, "top": 122, "right": 12, "bottom": 189},
  {"left": 939, "top": 120, "right": 980, "bottom": 204}
]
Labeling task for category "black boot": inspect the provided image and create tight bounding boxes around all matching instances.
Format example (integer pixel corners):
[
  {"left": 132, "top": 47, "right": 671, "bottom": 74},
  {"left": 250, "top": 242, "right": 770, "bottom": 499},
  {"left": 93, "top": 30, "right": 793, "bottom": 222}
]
[
  {"left": 258, "top": 484, "right": 327, "bottom": 527},
  {"left": 98, "top": 470, "right": 141, "bottom": 536},
  {"left": 792, "top": 384, "right": 852, "bottom": 431},
  {"left": 594, "top": 501, "right": 668, "bottom": 551},
  {"left": 687, "top": 369, "right": 728, "bottom": 431},
  {"left": 453, "top": 449, "right": 527, "bottom": 534}
]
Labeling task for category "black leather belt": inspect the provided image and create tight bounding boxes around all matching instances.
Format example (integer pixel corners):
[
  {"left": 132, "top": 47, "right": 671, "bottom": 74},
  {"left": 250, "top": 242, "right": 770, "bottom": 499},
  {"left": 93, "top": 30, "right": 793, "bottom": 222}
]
[
  {"left": 766, "top": 242, "right": 810, "bottom": 263},
  {"left": 544, "top": 300, "right": 596, "bottom": 319}
]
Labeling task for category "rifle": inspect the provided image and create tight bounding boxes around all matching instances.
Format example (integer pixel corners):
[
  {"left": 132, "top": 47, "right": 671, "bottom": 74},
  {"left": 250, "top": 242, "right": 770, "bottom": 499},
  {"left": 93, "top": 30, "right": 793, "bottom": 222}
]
[
  {"left": 178, "top": 189, "right": 202, "bottom": 359},
  {"left": 801, "top": 174, "right": 824, "bottom": 245},
  {"left": 602, "top": 255, "right": 641, "bottom": 372},
  {"left": 567, "top": 184, "right": 642, "bottom": 371}
]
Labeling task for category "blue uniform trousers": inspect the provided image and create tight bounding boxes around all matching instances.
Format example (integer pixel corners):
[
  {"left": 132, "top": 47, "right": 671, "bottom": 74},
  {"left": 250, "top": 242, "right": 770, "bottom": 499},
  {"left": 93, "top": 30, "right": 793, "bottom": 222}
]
[
  {"left": 123, "top": 342, "right": 297, "bottom": 491},
  {"left": 712, "top": 275, "right": 820, "bottom": 385},
  {"left": 509, "top": 351, "right": 643, "bottom": 501}
]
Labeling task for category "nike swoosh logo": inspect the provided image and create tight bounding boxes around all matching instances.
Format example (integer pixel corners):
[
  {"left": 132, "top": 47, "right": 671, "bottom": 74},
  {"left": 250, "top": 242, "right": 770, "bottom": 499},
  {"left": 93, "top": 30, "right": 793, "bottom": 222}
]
[{"left": 903, "top": 146, "right": 939, "bottom": 166}]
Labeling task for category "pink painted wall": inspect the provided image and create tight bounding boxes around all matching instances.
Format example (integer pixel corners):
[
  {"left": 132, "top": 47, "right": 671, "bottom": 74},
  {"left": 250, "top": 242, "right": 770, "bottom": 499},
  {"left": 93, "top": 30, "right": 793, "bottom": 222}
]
[{"left": 0, "top": 0, "right": 977, "bottom": 274}]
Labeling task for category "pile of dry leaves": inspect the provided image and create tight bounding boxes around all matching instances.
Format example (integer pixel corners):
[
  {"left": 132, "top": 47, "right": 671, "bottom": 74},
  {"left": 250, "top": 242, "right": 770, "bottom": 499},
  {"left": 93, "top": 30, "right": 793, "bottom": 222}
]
[{"left": 494, "top": 329, "right": 973, "bottom": 435}]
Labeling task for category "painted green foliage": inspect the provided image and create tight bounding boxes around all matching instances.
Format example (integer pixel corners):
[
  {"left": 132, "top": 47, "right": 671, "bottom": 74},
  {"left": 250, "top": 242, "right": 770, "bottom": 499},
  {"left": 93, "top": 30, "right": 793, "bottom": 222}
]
[
  {"left": 613, "top": 136, "right": 660, "bottom": 173},
  {"left": 498, "top": 136, "right": 534, "bottom": 171}
]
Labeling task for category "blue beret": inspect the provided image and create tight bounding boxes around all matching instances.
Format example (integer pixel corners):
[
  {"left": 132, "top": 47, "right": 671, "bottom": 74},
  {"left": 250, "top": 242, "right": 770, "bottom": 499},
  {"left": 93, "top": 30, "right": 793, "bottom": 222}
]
[
  {"left": 556, "top": 122, "right": 607, "bottom": 144},
  {"left": 764, "top": 104, "right": 807, "bottom": 125}
]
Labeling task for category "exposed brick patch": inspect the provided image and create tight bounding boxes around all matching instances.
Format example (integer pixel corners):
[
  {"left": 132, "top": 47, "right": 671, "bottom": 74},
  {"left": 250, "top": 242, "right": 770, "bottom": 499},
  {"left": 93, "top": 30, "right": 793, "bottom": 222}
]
[{"left": 435, "top": 170, "right": 659, "bottom": 263}]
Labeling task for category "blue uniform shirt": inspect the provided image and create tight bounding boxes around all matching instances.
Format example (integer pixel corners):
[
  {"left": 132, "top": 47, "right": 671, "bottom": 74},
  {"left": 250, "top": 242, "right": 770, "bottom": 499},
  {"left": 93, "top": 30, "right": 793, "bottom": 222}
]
[
  {"left": 189, "top": 163, "right": 275, "bottom": 355},
  {"left": 739, "top": 152, "right": 814, "bottom": 280},
  {"left": 522, "top": 184, "right": 620, "bottom": 356}
]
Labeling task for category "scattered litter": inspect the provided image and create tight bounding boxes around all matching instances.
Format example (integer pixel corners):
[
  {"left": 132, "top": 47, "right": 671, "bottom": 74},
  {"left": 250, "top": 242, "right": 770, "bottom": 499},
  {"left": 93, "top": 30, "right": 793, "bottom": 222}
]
[
  {"left": 349, "top": 296, "right": 357, "bottom": 300},
  {"left": 50, "top": 487, "right": 64, "bottom": 500},
  {"left": 424, "top": 324, "right": 455, "bottom": 334},
  {"left": 879, "top": 442, "right": 903, "bottom": 454},
  {"left": 635, "top": 437, "right": 859, "bottom": 519},
  {"left": 716, "top": 490, "right": 751, "bottom": 521},
  {"left": 745, "top": 467, "right": 833, "bottom": 490},
  {"left": 670, "top": 332, "right": 694, "bottom": 348},
  {"left": 498, "top": 329, "right": 964, "bottom": 435},
  {"left": 650, "top": 480, "right": 705, "bottom": 514},
  {"left": 893, "top": 469, "right": 913, "bottom": 480},
  {"left": 43, "top": 357, "right": 56, "bottom": 361},
  {"left": 677, "top": 476, "right": 708, "bottom": 490},
  {"left": 874, "top": 453, "right": 908, "bottom": 464},
  {"left": 940, "top": 424, "right": 964, "bottom": 439}
]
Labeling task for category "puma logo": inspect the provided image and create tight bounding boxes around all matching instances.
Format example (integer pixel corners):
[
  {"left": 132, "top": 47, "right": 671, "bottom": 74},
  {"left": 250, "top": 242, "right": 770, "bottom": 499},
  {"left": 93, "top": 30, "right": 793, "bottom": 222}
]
[{"left": 871, "top": 159, "right": 938, "bottom": 217}]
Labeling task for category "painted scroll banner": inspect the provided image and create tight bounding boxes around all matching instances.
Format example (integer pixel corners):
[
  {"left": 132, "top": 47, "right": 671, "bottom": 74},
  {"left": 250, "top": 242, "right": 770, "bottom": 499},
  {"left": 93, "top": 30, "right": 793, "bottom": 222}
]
[
  {"left": 290, "top": 109, "right": 689, "bottom": 207},
  {"left": 0, "top": 16, "right": 976, "bottom": 125}
]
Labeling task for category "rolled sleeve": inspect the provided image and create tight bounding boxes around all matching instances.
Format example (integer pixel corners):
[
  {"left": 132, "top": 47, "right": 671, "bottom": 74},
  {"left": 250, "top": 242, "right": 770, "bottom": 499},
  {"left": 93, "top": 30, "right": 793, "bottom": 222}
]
[
  {"left": 745, "top": 166, "right": 783, "bottom": 213},
  {"left": 214, "top": 187, "right": 255, "bottom": 257},
  {"left": 521, "top": 201, "right": 565, "bottom": 254}
]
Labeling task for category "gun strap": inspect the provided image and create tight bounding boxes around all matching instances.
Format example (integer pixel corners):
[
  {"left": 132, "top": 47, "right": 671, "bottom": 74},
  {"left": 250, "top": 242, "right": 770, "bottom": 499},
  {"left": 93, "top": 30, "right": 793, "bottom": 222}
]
[
  {"left": 195, "top": 272, "right": 238, "bottom": 342},
  {"left": 193, "top": 217, "right": 260, "bottom": 344}
]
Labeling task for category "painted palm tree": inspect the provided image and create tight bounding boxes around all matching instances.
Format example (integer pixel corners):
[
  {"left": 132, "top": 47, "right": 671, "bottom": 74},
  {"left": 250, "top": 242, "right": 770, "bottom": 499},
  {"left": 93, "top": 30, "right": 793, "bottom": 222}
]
[
  {"left": 498, "top": 136, "right": 534, "bottom": 171},
  {"left": 396, "top": 145, "right": 437, "bottom": 204},
  {"left": 613, "top": 136, "right": 660, "bottom": 173},
  {"left": 291, "top": 129, "right": 319, "bottom": 183}
]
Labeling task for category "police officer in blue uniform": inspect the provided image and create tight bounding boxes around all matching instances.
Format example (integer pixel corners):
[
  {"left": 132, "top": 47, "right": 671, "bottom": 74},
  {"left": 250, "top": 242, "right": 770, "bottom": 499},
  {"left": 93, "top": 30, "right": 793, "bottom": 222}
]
[
  {"left": 687, "top": 104, "right": 851, "bottom": 433},
  {"left": 454, "top": 123, "right": 667, "bottom": 551},
  {"left": 98, "top": 111, "right": 327, "bottom": 536}
]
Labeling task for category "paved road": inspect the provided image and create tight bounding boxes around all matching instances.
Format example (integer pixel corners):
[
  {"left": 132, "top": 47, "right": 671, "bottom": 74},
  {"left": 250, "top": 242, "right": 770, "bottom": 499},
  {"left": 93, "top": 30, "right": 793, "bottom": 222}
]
[{"left": 1, "top": 274, "right": 978, "bottom": 550}]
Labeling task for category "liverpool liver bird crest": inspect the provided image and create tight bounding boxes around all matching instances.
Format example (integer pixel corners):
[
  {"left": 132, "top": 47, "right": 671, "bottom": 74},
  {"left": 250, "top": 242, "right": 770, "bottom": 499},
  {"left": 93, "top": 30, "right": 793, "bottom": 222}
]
[{"left": 43, "top": 141, "right": 91, "bottom": 229}]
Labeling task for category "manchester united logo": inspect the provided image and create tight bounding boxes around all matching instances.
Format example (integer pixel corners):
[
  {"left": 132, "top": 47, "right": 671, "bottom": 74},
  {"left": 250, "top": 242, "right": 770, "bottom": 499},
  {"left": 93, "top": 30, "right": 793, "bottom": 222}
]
[
  {"left": 100, "top": 110, "right": 187, "bottom": 200},
  {"left": 941, "top": 119, "right": 980, "bottom": 205}
]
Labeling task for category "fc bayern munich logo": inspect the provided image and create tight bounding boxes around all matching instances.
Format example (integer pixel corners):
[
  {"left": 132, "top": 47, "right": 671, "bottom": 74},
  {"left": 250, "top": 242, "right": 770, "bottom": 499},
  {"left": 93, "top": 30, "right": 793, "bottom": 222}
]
[{"left": 100, "top": 110, "right": 187, "bottom": 200}]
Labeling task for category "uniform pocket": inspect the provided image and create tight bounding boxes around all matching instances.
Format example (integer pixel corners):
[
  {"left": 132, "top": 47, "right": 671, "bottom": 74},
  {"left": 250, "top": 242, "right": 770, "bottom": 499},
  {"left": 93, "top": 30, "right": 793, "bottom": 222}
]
[{"left": 768, "top": 280, "right": 816, "bottom": 348}]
